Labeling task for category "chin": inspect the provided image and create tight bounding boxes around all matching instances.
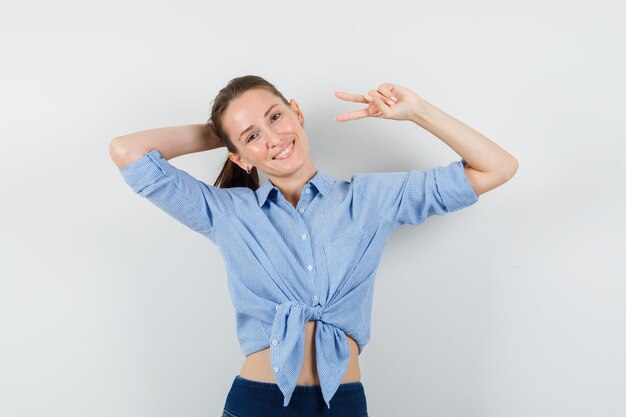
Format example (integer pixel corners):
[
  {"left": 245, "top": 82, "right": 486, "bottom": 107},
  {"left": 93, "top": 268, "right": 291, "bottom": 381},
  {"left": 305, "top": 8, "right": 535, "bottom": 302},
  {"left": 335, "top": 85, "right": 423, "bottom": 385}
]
[{"left": 273, "top": 161, "right": 306, "bottom": 177}]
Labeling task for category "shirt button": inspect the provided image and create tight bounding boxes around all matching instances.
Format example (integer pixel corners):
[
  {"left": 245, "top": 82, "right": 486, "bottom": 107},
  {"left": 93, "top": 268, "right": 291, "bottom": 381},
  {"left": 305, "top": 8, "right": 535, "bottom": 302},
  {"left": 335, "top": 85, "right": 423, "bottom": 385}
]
[
  {"left": 272, "top": 339, "right": 278, "bottom": 345},
  {"left": 305, "top": 189, "right": 310, "bottom": 193},
  {"left": 273, "top": 367, "right": 279, "bottom": 373},
  {"left": 301, "top": 234, "right": 307, "bottom": 240},
  {"left": 313, "top": 295, "right": 318, "bottom": 302},
  {"left": 299, "top": 208, "right": 305, "bottom": 213},
  {"left": 307, "top": 264, "right": 313, "bottom": 271},
  {"left": 275, "top": 305, "right": 279, "bottom": 310}
]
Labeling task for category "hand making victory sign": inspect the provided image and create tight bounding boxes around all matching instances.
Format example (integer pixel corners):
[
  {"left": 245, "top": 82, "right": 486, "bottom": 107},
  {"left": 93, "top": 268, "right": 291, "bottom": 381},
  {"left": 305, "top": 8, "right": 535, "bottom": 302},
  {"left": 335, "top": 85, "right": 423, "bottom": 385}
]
[
  {"left": 334, "top": 82, "right": 425, "bottom": 122},
  {"left": 332, "top": 80, "right": 520, "bottom": 198}
]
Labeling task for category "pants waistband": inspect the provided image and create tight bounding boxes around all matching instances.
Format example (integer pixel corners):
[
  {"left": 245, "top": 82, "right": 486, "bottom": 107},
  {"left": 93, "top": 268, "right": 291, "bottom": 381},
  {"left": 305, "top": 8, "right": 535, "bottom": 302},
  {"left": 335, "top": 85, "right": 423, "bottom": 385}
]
[{"left": 233, "top": 375, "right": 365, "bottom": 393}]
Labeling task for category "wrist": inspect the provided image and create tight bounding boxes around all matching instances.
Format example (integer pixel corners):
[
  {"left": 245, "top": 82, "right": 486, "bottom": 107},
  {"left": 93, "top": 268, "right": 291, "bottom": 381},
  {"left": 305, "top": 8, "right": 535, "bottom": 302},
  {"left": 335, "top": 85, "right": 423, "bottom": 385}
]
[
  {"left": 198, "top": 123, "right": 223, "bottom": 151},
  {"left": 408, "top": 97, "right": 433, "bottom": 125}
]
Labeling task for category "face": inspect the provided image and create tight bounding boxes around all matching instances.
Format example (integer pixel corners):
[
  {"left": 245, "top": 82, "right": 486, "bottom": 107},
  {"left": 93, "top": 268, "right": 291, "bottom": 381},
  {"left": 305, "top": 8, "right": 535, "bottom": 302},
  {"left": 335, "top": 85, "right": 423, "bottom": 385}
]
[{"left": 224, "top": 88, "right": 312, "bottom": 179}]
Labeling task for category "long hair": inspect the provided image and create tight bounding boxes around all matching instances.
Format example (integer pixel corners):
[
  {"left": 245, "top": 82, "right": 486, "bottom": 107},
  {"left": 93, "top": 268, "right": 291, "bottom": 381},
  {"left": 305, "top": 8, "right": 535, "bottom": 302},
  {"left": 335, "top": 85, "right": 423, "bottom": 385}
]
[{"left": 208, "top": 75, "right": 291, "bottom": 190}]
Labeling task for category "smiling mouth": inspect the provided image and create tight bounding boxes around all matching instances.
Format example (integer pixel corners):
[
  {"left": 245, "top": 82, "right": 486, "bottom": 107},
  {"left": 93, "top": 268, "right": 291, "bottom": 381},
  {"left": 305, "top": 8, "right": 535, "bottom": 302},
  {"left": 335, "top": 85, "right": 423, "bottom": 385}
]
[{"left": 272, "top": 139, "right": 295, "bottom": 160}]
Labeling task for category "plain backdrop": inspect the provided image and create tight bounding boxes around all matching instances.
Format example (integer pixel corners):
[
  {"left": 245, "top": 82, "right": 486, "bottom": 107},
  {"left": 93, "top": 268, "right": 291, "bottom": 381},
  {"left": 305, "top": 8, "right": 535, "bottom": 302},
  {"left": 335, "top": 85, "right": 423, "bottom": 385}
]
[{"left": 1, "top": 1, "right": 625, "bottom": 416}]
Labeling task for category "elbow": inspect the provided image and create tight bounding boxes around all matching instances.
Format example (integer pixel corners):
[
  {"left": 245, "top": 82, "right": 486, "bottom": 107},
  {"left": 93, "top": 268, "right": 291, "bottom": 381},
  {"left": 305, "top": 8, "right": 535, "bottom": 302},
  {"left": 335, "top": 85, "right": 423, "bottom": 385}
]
[
  {"left": 495, "top": 157, "right": 518, "bottom": 186},
  {"left": 109, "top": 137, "right": 120, "bottom": 156},
  {"left": 109, "top": 137, "right": 124, "bottom": 167},
  {"left": 505, "top": 157, "right": 519, "bottom": 181},
  {"left": 109, "top": 137, "right": 136, "bottom": 169}
]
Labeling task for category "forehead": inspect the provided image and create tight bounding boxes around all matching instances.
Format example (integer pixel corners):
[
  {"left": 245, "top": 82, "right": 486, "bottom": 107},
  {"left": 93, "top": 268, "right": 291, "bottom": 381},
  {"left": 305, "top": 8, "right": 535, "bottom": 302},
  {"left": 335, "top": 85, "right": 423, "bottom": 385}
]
[{"left": 224, "top": 88, "right": 281, "bottom": 133}]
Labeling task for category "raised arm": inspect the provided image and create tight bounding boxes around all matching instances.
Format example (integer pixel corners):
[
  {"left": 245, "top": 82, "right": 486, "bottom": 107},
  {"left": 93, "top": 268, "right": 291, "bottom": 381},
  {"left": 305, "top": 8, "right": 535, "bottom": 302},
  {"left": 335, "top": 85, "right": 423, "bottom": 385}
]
[
  {"left": 109, "top": 123, "right": 223, "bottom": 168},
  {"left": 109, "top": 123, "right": 231, "bottom": 241},
  {"left": 334, "top": 82, "right": 519, "bottom": 196},
  {"left": 405, "top": 98, "right": 518, "bottom": 196}
]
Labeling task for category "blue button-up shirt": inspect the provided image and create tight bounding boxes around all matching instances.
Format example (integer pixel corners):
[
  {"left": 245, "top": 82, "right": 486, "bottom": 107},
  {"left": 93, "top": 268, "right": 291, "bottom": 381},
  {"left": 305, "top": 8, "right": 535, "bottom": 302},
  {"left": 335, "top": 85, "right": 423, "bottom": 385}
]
[{"left": 118, "top": 149, "right": 479, "bottom": 409}]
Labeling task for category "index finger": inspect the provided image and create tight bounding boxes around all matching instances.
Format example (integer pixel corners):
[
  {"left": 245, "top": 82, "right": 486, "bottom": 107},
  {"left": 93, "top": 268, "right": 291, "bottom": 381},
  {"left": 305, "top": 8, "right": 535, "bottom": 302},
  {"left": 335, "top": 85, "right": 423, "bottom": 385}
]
[{"left": 334, "top": 91, "right": 369, "bottom": 104}]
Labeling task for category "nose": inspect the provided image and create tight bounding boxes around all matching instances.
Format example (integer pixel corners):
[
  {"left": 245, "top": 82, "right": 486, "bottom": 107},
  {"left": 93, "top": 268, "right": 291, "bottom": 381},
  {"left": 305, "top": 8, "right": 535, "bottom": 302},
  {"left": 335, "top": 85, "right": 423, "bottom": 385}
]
[{"left": 266, "top": 130, "right": 284, "bottom": 148}]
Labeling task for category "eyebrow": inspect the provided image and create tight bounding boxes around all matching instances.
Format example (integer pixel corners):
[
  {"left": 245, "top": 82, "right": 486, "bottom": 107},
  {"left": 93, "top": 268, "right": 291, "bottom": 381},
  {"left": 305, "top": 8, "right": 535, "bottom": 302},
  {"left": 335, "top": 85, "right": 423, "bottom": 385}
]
[{"left": 238, "top": 103, "right": 279, "bottom": 141}]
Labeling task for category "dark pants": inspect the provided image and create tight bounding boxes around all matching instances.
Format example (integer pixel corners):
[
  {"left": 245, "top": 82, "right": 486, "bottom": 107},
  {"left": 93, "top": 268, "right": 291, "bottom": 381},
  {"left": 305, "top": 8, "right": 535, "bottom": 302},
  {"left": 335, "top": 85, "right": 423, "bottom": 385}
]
[{"left": 222, "top": 375, "right": 369, "bottom": 417}]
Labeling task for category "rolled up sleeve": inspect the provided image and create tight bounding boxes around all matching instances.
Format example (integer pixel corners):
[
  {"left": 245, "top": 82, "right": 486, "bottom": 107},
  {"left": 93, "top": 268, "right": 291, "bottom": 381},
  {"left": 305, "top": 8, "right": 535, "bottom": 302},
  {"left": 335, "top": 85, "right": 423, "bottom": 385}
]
[
  {"left": 118, "top": 149, "right": 230, "bottom": 241},
  {"left": 353, "top": 159, "right": 479, "bottom": 230},
  {"left": 434, "top": 159, "right": 479, "bottom": 213}
]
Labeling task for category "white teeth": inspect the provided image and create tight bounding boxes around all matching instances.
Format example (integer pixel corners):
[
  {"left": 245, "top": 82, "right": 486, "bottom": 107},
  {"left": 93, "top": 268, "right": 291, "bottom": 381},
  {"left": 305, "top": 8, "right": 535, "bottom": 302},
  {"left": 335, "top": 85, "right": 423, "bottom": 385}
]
[{"left": 274, "top": 141, "right": 294, "bottom": 159}]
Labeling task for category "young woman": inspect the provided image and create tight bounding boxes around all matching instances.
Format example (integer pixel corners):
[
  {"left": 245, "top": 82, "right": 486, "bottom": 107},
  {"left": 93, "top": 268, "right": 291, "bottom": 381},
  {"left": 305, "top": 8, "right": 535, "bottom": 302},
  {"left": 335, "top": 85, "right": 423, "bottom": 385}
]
[{"left": 110, "top": 75, "right": 518, "bottom": 417}]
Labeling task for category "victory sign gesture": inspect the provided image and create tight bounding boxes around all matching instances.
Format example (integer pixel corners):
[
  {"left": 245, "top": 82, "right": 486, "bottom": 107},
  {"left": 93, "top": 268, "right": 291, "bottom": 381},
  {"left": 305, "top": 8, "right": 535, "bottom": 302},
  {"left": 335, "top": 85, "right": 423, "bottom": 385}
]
[{"left": 334, "top": 82, "right": 424, "bottom": 122}]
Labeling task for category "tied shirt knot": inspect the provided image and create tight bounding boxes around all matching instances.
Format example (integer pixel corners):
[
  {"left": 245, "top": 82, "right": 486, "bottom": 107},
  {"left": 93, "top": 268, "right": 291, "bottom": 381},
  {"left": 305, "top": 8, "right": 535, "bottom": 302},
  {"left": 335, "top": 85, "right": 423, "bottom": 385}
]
[{"left": 270, "top": 300, "right": 351, "bottom": 408}]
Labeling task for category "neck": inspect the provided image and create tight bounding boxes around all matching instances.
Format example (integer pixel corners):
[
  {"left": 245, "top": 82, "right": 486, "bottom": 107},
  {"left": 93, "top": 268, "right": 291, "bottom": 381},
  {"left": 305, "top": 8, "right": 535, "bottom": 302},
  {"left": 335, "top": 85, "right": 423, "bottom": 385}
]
[{"left": 268, "top": 156, "right": 318, "bottom": 207}]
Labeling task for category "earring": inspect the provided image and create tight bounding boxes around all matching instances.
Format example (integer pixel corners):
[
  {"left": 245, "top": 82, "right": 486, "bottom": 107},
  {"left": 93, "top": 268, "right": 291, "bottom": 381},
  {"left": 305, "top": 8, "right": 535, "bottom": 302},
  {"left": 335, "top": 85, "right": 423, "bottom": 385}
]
[{"left": 246, "top": 166, "right": 251, "bottom": 174}]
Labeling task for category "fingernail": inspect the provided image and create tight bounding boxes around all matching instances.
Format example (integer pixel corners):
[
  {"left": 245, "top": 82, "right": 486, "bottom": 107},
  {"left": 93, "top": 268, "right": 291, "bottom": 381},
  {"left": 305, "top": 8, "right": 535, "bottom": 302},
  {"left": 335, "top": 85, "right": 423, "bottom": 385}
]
[
  {"left": 364, "top": 95, "right": 373, "bottom": 101},
  {"left": 391, "top": 96, "right": 398, "bottom": 101}
]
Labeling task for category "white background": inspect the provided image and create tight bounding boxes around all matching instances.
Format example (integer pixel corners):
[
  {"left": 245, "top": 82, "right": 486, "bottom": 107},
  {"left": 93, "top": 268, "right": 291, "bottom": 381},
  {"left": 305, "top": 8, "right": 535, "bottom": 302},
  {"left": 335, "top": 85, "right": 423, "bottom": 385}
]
[{"left": 1, "top": 1, "right": 625, "bottom": 416}]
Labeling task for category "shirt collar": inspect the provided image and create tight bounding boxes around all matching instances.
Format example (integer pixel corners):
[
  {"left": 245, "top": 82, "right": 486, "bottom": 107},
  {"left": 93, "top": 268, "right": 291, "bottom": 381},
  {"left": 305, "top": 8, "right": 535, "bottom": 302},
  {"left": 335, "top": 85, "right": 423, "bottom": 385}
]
[{"left": 255, "top": 170, "right": 335, "bottom": 207}]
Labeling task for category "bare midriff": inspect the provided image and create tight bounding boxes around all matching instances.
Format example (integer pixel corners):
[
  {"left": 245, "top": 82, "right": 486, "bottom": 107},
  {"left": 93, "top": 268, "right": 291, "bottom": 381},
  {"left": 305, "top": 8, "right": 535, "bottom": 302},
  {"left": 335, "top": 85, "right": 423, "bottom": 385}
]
[{"left": 239, "top": 320, "right": 361, "bottom": 385}]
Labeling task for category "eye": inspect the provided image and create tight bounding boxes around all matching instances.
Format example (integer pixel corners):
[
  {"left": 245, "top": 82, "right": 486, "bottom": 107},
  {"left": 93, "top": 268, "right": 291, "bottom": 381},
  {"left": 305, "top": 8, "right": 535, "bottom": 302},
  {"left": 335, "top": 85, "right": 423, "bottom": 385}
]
[{"left": 245, "top": 113, "right": 280, "bottom": 143}]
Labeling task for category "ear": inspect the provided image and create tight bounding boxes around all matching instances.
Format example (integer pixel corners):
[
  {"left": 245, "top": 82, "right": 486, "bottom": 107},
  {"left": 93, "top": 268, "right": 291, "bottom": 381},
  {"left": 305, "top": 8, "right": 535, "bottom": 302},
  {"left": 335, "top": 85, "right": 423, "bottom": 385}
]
[
  {"left": 289, "top": 99, "right": 305, "bottom": 126},
  {"left": 228, "top": 151, "right": 250, "bottom": 172}
]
